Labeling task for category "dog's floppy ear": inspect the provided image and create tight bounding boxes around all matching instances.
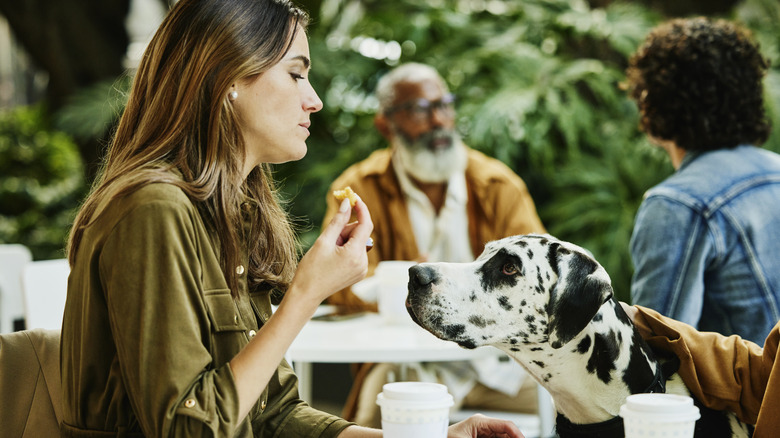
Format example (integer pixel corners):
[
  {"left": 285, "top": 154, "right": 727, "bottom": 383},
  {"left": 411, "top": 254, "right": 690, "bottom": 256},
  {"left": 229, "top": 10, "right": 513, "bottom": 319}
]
[{"left": 546, "top": 243, "right": 613, "bottom": 349}]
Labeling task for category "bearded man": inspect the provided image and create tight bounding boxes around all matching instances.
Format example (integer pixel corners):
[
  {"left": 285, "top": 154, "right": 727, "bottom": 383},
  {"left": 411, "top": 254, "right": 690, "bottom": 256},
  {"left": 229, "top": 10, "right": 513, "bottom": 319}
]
[{"left": 322, "top": 63, "right": 547, "bottom": 427}]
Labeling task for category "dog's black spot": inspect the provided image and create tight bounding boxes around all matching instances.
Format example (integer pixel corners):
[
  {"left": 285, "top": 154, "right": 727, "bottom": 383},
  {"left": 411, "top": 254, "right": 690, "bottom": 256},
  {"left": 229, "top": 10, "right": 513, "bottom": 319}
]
[
  {"left": 469, "top": 292, "right": 477, "bottom": 302},
  {"left": 543, "top": 373, "right": 553, "bottom": 382},
  {"left": 439, "top": 323, "right": 477, "bottom": 349},
  {"left": 520, "top": 299, "right": 527, "bottom": 307},
  {"left": 479, "top": 249, "right": 523, "bottom": 292},
  {"left": 527, "top": 249, "right": 534, "bottom": 259},
  {"left": 515, "top": 239, "right": 528, "bottom": 248},
  {"left": 525, "top": 315, "right": 536, "bottom": 323},
  {"left": 586, "top": 331, "right": 620, "bottom": 384},
  {"left": 468, "top": 315, "right": 488, "bottom": 328},
  {"left": 532, "top": 360, "right": 546, "bottom": 368},
  {"left": 530, "top": 347, "right": 543, "bottom": 351},
  {"left": 622, "top": 329, "right": 659, "bottom": 394},
  {"left": 458, "top": 338, "right": 478, "bottom": 349},
  {"left": 511, "top": 347, "right": 520, "bottom": 352},
  {"left": 497, "top": 296, "right": 513, "bottom": 311},
  {"left": 443, "top": 324, "right": 466, "bottom": 338},
  {"left": 547, "top": 253, "right": 613, "bottom": 348},
  {"left": 576, "top": 335, "right": 592, "bottom": 355}
]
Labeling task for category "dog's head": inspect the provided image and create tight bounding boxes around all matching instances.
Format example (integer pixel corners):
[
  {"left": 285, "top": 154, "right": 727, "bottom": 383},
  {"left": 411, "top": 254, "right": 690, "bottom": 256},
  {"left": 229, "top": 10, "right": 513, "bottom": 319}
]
[{"left": 406, "top": 234, "right": 614, "bottom": 350}]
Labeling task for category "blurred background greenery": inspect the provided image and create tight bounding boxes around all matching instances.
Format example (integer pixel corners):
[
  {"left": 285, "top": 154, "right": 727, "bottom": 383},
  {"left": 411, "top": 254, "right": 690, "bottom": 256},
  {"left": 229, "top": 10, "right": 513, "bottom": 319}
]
[{"left": 1, "top": 0, "right": 779, "bottom": 302}]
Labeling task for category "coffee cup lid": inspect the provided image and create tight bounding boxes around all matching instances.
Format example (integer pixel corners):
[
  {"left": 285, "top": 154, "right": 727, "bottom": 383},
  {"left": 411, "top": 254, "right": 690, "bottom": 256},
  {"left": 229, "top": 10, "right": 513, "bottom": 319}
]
[
  {"left": 377, "top": 382, "right": 454, "bottom": 409},
  {"left": 381, "top": 382, "right": 448, "bottom": 401},
  {"left": 619, "top": 393, "right": 700, "bottom": 422}
]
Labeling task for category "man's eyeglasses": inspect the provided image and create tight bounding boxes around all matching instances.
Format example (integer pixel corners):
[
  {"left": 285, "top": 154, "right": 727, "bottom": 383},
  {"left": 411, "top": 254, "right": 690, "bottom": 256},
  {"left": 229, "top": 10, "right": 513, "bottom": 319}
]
[{"left": 385, "top": 93, "right": 456, "bottom": 121}]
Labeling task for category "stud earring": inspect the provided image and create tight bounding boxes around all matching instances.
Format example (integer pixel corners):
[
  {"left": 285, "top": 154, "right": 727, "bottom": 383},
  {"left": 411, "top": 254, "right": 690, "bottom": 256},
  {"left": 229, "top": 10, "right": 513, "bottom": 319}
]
[{"left": 229, "top": 91, "right": 238, "bottom": 100}]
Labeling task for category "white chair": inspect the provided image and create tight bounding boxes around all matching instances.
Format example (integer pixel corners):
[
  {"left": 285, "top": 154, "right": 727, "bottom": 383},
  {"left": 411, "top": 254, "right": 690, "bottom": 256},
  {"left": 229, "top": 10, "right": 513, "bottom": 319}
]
[
  {"left": 0, "top": 244, "right": 33, "bottom": 333},
  {"left": 21, "top": 259, "right": 70, "bottom": 330}
]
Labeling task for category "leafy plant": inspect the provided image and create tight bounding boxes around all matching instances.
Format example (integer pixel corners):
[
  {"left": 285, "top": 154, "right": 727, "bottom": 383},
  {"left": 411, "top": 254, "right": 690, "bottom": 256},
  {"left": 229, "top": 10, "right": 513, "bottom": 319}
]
[
  {"left": 47, "top": 0, "right": 780, "bottom": 301},
  {"left": 0, "top": 105, "right": 87, "bottom": 259}
]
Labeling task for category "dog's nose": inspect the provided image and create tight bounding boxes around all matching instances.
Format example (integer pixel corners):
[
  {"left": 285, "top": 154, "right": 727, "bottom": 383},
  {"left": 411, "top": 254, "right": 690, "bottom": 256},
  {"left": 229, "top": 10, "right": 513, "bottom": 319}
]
[{"left": 409, "top": 265, "right": 438, "bottom": 289}]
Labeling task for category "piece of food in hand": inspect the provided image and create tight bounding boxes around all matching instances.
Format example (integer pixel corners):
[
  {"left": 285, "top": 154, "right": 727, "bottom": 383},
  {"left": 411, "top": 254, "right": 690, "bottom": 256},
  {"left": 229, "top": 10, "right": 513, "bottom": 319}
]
[{"left": 333, "top": 186, "right": 358, "bottom": 207}]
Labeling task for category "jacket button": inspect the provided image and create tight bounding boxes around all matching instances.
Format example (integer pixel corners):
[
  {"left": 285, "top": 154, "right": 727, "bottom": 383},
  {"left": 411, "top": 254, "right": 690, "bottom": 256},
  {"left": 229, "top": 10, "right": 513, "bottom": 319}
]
[
  {"left": 234, "top": 315, "right": 239, "bottom": 325},
  {"left": 236, "top": 265, "right": 245, "bottom": 275},
  {"left": 248, "top": 329, "right": 256, "bottom": 338},
  {"left": 261, "top": 400, "right": 267, "bottom": 410},
  {"left": 184, "top": 399, "right": 196, "bottom": 408}
]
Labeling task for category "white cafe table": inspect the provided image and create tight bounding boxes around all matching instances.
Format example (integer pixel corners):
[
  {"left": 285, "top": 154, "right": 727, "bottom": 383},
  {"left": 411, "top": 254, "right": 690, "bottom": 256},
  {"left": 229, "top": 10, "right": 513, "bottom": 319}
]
[{"left": 285, "top": 308, "right": 556, "bottom": 438}]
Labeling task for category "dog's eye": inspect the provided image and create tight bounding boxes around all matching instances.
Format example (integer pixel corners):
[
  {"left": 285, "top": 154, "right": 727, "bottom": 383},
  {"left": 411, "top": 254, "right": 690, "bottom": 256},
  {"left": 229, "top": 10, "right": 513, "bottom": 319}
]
[{"left": 502, "top": 263, "right": 518, "bottom": 275}]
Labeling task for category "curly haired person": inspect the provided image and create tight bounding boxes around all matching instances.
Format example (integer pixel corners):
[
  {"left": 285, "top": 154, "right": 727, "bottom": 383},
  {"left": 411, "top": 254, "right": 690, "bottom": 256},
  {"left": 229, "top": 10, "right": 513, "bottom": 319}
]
[{"left": 625, "top": 17, "right": 780, "bottom": 344}]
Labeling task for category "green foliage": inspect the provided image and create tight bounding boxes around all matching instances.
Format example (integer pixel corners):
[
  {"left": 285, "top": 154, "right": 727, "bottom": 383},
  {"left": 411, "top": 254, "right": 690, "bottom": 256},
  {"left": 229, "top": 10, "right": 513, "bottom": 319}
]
[
  {"left": 0, "top": 105, "right": 87, "bottom": 259},
  {"left": 278, "top": 0, "right": 665, "bottom": 299},
  {"left": 275, "top": 0, "right": 780, "bottom": 302},
  {"left": 53, "top": 75, "right": 133, "bottom": 142},
  {"left": 46, "top": 0, "right": 780, "bottom": 302}
]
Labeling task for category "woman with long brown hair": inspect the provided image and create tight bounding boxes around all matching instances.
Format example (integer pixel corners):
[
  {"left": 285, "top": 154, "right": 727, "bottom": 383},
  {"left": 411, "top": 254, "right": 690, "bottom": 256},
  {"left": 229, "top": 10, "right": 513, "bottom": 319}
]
[{"left": 61, "top": 0, "right": 523, "bottom": 436}]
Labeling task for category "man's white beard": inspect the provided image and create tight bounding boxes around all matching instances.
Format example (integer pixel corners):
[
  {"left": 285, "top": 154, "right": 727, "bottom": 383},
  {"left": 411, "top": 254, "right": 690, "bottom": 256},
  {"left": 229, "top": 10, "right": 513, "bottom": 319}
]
[{"left": 392, "top": 128, "right": 468, "bottom": 183}]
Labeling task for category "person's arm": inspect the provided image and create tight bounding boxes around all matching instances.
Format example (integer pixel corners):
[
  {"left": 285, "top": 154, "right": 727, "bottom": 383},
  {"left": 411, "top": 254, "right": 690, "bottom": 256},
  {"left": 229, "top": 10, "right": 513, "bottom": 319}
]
[
  {"left": 101, "top": 198, "right": 244, "bottom": 436},
  {"left": 230, "top": 196, "right": 373, "bottom": 420},
  {"left": 630, "top": 195, "right": 709, "bottom": 326},
  {"left": 622, "top": 303, "right": 774, "bottom": 424},
  {"left": 337, "top": 414, "right": 524, "bottom": 438},
  {"left": 103, "top": 194, "right": 370, "bottom": 436}
]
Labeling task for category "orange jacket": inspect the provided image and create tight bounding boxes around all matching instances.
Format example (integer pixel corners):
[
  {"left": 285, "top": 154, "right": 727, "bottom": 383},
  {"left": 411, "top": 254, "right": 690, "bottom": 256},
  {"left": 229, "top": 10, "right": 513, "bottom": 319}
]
[{"left": 633, "top": 305, "right": 776, "bottom": 437}]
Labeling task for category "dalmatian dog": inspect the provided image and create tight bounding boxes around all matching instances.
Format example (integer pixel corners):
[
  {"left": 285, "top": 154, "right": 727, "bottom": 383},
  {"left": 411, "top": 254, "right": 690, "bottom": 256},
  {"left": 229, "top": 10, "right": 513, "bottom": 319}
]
[{"left": 406, "top": 234, "right": 753, "bottom": 438}]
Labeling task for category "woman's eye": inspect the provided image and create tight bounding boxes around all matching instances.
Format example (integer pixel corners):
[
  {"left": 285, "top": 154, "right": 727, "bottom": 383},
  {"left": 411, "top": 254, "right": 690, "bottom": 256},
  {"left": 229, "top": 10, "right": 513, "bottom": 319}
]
[
  {"left": 502, "top": 263, "right": 518, "bottom": 275},
  {"left": 290, "top": 73, "right": 304, "bottom": 81}
]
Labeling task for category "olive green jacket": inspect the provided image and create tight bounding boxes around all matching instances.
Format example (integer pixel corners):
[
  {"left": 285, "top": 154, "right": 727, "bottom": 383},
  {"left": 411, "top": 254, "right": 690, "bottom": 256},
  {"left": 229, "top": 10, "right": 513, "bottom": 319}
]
[{"left": 61, "top": 182, "right": 351, "bottom": 437}]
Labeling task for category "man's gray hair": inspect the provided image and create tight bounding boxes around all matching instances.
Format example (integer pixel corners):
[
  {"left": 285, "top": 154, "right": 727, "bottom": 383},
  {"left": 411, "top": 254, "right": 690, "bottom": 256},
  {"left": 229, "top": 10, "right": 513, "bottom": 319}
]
[{"left": 375, "top": 63, "right": 449, "bottom": 113}]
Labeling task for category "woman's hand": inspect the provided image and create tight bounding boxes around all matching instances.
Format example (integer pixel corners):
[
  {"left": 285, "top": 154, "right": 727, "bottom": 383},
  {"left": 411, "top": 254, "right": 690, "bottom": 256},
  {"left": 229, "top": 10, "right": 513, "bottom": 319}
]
[
  {"left": 448, "top": 414, "right": 525, "bottom": 438},
  {"left": 337, "top": 414, "right": 524, "bottom": 438},
  {"left": 290, "top": 195, "right": 374, "bottom": 306}
]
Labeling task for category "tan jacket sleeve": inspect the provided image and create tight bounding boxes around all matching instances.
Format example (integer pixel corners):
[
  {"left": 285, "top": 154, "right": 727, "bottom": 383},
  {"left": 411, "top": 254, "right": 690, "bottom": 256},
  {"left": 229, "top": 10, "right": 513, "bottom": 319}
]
[{"left": 632, "top": 305, "right": 776, "bottom": 428}]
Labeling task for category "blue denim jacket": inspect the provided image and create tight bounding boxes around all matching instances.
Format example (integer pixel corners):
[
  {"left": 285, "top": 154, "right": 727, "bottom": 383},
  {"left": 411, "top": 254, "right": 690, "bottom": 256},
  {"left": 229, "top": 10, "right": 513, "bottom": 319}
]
[{"left": 630, "top": 145, "right": 780, "bottom": 344}]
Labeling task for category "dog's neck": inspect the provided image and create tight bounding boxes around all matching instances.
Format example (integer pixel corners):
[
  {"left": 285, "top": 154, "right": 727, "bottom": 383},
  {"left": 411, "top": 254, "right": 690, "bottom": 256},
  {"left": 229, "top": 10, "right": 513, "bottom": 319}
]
[{"left": 498, "top": 299, "right": 661, "bottom": 425}]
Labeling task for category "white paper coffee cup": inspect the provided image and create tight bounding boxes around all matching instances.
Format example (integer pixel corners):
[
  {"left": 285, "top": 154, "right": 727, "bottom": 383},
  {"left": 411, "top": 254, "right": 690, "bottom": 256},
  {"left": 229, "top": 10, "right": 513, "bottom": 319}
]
[
  {"left": 376, "top": 382, "right": 454, "bottom": 438},
  {"left": 619, "top": 393, "right": 700, "bottom": 438},
  {"left": 375, "top": 261, "right": 417, "bottom": 325}
]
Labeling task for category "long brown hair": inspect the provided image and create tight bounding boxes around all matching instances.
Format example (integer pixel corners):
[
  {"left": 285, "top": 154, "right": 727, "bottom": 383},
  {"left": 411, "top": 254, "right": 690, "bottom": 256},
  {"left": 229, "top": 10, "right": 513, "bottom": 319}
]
[{"left": 68, "top": 0, "right": 309, "bottom": 294}]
